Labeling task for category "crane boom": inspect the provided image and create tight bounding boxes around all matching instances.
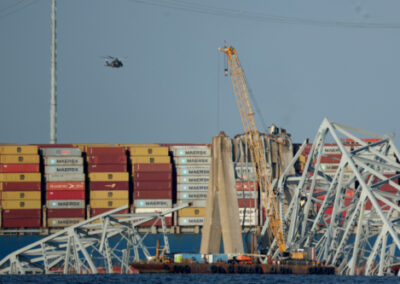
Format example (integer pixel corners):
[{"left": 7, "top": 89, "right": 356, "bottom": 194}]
[{"left": 219, "top": 46, "right": 286, "bottom": 253}]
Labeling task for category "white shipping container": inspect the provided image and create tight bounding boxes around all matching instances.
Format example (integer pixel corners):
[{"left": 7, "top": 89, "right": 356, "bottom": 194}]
[
  {"left": 176, "top": 166, "right": 210, "bottom": 176},
  {"left": 177, "top": 184, "right": 208, "bottom": 192},
  {"left": 236, "top": 191, "right": 258, "bottom": 199},
  {"left": 45, "top": 173, "right": 85, "bottom": 182},
  {"left": 239, "top": 208, "right": 258, "bottom": 215},
  {"left": 177, "top": 176, "right": 209, "bottom": 184},
  {"left": 171, "top": 146, "right": 211, "bottom": 157},
  {"left": 323, "top": 145, "right": 341, "bottom": 154},
  {"left": 41, "top": 148, "right": 82, "bottom": 157},
  {"left": 44, "top": 157, "right": 83, "bottom": 166},
  {"left": 178, "top": 217, "right": 204, "bottom": 226},
  {"left": 46, "top": 200, "right": 85, "bottom": 209},
  {"left": 45, "top": 166, "right": 84, "bottom": 174},
  {"left": 173, "top": 156, "right": 211, "bottom": 165},
  {"left": 176, "top": 199, "right": 207, "bottom": 207},
  {"left": 134, "top": 208, "right": 172, "bottom": 217},
  {"left": 239, "top": 214, "right": 258, "bottom": 226},
  {"left": 134, "top": 199, "right": 172, "bottom": 208},
  {"left": 48, "top": 218, "right": 84, "bottom": 227},
  {"left": 178, "top": 191, "right": 208, "bottom": 200}
]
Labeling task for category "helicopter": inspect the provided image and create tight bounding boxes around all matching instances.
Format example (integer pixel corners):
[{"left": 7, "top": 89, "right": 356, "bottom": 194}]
[{"left": 103, "top": 56, "right": 124, "bottom": 68}]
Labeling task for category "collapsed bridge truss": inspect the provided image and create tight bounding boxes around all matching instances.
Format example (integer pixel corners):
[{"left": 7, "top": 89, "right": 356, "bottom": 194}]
[{"left": 264, "top": 118, "right": 400, "bottom": 276}]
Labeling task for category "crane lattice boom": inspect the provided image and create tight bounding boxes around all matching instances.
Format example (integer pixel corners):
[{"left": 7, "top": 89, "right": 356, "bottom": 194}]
[{"left": 219, "top": 46, "right": 286, "bottom": 253}]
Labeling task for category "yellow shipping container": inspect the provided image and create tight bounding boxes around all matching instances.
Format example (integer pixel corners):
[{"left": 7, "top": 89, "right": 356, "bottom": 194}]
[
  {"left": 2, "top": 200, "right": 41, "bottom": 209},
  {"left": 178, "top": 207, "right": 205, "bottom": 217},
  {"left": 89, "top": 172, "right": 129, "bottom": 182},
  {"left": 0, "top": 173, "right": 41, "bottom": 182},
  {"left": 2, "top": 191, "right": 41, "bottom": 200},
  {"left": 0, "top": 155, "right": 40, "bottom": 164},
  {"left": 0, "top": 145, "right": 38, "bottom": 155},
  {"left": 72, "top": 144, "right": 86, "bottom": 152},
  {"left": 130, "top": 147, "right": 169, "bottom": 156},
  {"left": 90, "top": 199, "right": 129, "bottom": 209},
  {"left": 90, "top": 190, "right": 128, "bottom": 200},
  {"left": 130, "top": 156, "right": 170, "bottom": 164}
]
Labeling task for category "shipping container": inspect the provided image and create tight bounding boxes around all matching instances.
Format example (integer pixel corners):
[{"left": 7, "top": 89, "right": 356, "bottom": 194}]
[
  {"left": 177, "top": 191, "right": 207, "bottom": 200},
  {"left": 2, "top": 191, "right": 41, "bottom": 200},
  {"left": 2, "top": 200, "right": 41, "bottom": 209},
  {"left": 134, "top": 208, "right": 172, "bottom": 214},
  {"left": 178, "top": 207, "right": 205, "bottom": 217},
  {"left": 48, "top": 218, "right": 85, "bottom": 227},
  {"left": 178, "top": 217, "right": 204, "bottom": 226},
  {"left": 89, "top": 172, "right": 129, "bottom": 182},
  {"left": 170, "top": 146, "right": 211, "bottom": 157},
  {"left": 0, "top": 182, "right": 41, "bottom": 191},
  {"left": 238, "top": 198, "right": 258, "bottom": 208},
  {"left": 131, "top": 156, "right": 170, "bottom": 164},
  {"left": 90, "top": 199, "right": 129, "bottom": 209},
  {"left": 177, "top": 176, "right": 209, "bottom": 184},
  {"left": 46, "top": 190, "right": 85, "bottom": 200},
  {"left": 90, "top": 190, "right": 128, "bottom": 200},
  {"left": 3, "top": 209, "right": 41, "bottom": 218},
  {"left": 235, "top": 181, "right": 258, "bottom": 191},
  {"left": 0, "top": 173, "right": 41, "bottom": 182},
  {"left": 323, "top": 144, "right": 341, "bottom": 154},
  {"left": 41, "top": 148, "right": 81, "bottom": 157},
  {"left": 176, "top": 166, "right": 210, "bottom": 176},
  {"left": 86, "top": 147, "right": 125, "bottom": 156},
  {"left": 0, "top": 145, "right": 38, "bottom": 155},
  {"left": 2, "top": 218, "right": 41, "bottom": 228},
  {"left": 177, "top": 184, "right": 208, "bottom": 192},
  {"left": 133, "top": 164, "right": 172, "bottom": 173},
  {"left": 88, "top": 164, "right": 127, "bottom": 173},
  {"left": 133, "top": 190, "right": 172, "bottom": 199},
  {"left": 46, "top": 182, "right": 85, "bottom": 191},
  {"left": 45, "top": 173, "right": 85, "bottom": 182},
  {"left": 90, "top": 208, "right": 129, "bottom": 217},
  {"left": 45, "top": 166, "right": 84, "bottom": 174},
  {"left": 134, "top": 181, "right": 172, "bottom": 191},
  {"left": 47, "top": 208, "right": 85, "bottom": 218},
  {"left": 0, "top": 164, "right": 39, "bottom": 173},
  {"left": 44, "top": 157, "right": 83, "bottom": 165},
  {"left": 130, "top": 147, "right": 168, "bottom": 156},
  {"left": 46, "top": 200, "right": 85, "bottom": 209},
  {"left": 173, "top": 156, "right": 211, "bottom": 165},
  {"left": 134, "top": 199, "right": 172, "bottom": 208},
  {"left": 133, "top": 172, "right": 172, "bottom": 181},
  {"left": 239, "top": 215, "right": 258, "bottom": 226},
  {"left": 87, "top": 155, "right": 127, "bottom": 164},
  {"left": 176, "top": 199, "right": 206, "bottom": 207},
  {"left": 0, "top": 155, "right": 39, "bottom": 164},
  {"left": 236, "top": 191, "right": 258, "bottom": 199},
  {"left": 89, "top": 181, "right": 129, "bottom": 191},
  {"left": 138, "top": 217, "right": 173, "bottom": 227}
]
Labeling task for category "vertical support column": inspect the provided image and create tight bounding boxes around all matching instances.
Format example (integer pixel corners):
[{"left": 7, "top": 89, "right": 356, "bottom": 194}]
[{"left": 50, "top": 0, "right": 57, "bottom": 144}]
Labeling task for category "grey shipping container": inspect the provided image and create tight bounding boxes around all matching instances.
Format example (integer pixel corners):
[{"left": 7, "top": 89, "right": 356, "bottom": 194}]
[
  {"left": 48, "top": 218, "right": 85, "bottom": 227},
  {"left": 134, "top": 199, "right": 172, "bottom": 208},
  {"left": 178, "top": 217, "right": 204, "bottom": 226},
  {"left": 44, "top": 157, "right": 84, "bottom": 166},
  {"left": 176, "top": 166, "right": 210, "bottom": 176},
  {"left": 171, "top": 146, "right": 211, "bottom": 157},
  {"left": 178, "top": 191, "right": 208, "bottom": 200},
  {"left": 46, "top": 200, "right": 85, "bottom": 209},
  {"left": 177, "top": 176, "right": 209, "bottom": 184},
  {"left": 45, "top": 173, "right": 85, "bottom": 182},
  {"left": 177, "top": 184, "right": 208, "bottom": 192},
  {"left": 45, "top": 166, "right": 84, "bottom": 174},
  {"left": 173, "top": 156, "right": 211, "bottom": 165},
  {"left": 41, "top": 148, "right": 82, "bottom": 157}
]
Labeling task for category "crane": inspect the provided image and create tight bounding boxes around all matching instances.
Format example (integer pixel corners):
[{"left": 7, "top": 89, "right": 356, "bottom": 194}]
[{"left": 219, "top": 46, "right": 286, "bottom": 254}]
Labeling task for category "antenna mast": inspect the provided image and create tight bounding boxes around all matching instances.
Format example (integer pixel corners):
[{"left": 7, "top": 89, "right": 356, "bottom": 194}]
[{"left": 50, "top": 0, "right": 57, "bottom": 144}]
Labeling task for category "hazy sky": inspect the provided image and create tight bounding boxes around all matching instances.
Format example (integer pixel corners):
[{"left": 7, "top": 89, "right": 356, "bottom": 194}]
[{"left": 1, "top": 0, "right": 400, "bottom": 146}]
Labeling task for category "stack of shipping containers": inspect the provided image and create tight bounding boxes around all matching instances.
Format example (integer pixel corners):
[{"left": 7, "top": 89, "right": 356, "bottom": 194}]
[
  {"left": 0, "top": 145, "right": 41, "bottom": 228},
  {"left": 87, "top": 147, "right": 129, "bottom": 217},
  {"left": 43, "top": 147, "right": 86, "bottom": 228},
  {"left": 234, "top": 162, "right": 259, "bottom": 227},
  {"left": 174, "top": 145, "right": 211, "bottom": 227},
  {"left": 131, "top": 146, "right": 173, "bottom": 226}
]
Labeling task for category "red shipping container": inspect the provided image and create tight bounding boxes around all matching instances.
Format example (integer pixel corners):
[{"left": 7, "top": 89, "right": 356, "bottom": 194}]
[
  {"left": 46, "top": 190, "right": 85, "bottom": 200},
  {"left": 133, "top": 172, "right": 172, "bottom": 181},
  {"left": 134, "top": 181, "right": 172, "bottom": 191},
  {"left": 86, "top": 147, "right": 125, "bottom": 156},
  {"left": 3, "top": 209, "right": 41, "bottom": 218},
  {"left": 316, "top": 154, "right": 342, "bottom": 164},
  {"left": 88, "top": 164, "right": 127, "bottom": 173},
  {"left": 90, "top": 181, "right": 129, "bottom": 191},
  {"left": 2, "top": 218, "right": 41, "bottom": 228},
  {"left": 134, "top": 164, "right": 172, "bottom": 172},
  {"left": 47, "top": 208, "right": 85, "bottom": 218},
  {"left": 139, "top": 216, "right": 173, "bottom": 227},
  {"left": 236, "top": 181, "right": 258, "bottom": 191},
  {"left": 90, "top": 208, "right": 130, "bottom": 217},
  {"left": 0, "top": 164, "right": 39, "bottom": 173},
  {"left": 87, "top": 155, "right": 127, "bottom": 164},
  {"left": 238, "top": 199, "right": 258, "bottom": 208},
  {"left": 0, "top": 182, "right": 41, "bottom": 191},
  {"left": 46, "top": 182, "right": 85, "bottom": 191},
  {"left": 134, "top": 190, "right": 172, "bottom": 199}
]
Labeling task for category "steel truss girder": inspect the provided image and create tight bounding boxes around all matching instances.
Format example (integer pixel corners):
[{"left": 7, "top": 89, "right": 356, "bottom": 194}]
[
  {"left": 266, "top": 118, "right": 400, "bottom": 276},
  {"left": 0, "top": 203, "right": 191, "bottom": 275}
]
